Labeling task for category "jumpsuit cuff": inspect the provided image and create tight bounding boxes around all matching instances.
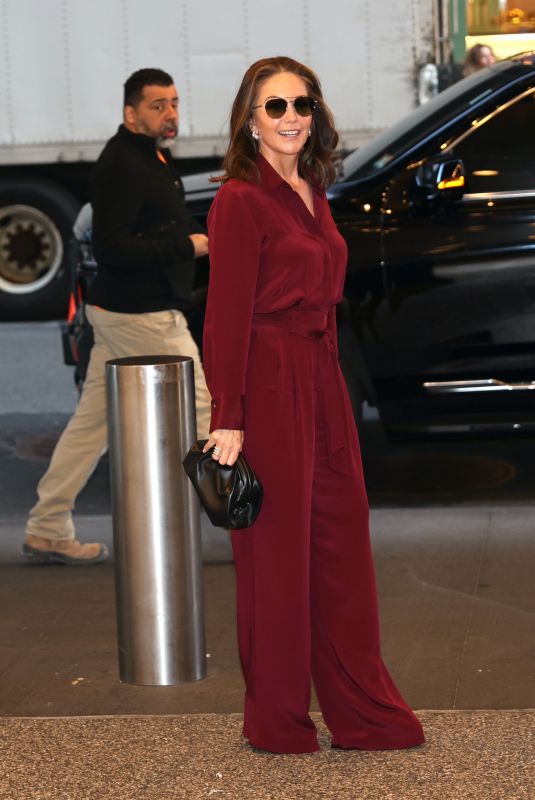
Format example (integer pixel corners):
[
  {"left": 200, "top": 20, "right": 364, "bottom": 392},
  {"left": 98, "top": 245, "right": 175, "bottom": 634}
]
[{"left": 209, "top": 394, "right": 245, "bottom": 432}]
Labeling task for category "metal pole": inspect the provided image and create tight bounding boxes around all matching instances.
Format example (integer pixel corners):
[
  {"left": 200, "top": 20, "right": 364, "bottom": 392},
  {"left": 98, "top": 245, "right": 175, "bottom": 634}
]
[{"left": 105, "top": 355, "right": 206, "bottom": 685}]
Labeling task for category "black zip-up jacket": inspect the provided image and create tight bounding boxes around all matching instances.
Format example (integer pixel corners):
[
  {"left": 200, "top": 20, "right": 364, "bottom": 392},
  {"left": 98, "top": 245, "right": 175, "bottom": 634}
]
[{"left": 87, "top": 124, "right": 205, "bottom": 313}]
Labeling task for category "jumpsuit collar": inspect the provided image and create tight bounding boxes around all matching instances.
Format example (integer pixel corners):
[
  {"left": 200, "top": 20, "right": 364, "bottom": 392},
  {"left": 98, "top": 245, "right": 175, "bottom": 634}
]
[{"left": 255, "top": 153, "right": 324, "bottom": 225}]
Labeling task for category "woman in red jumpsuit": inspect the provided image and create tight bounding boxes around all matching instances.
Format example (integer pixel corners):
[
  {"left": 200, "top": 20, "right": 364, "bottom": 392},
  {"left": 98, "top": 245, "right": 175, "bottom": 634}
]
[{"left": 203, "top": 56, "right": 424, "bottom": 755}]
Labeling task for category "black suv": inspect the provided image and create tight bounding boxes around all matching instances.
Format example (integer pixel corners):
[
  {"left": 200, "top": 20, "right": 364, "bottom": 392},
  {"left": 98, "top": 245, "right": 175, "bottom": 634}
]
[
  {"left": 330, "top": 52, "right": 535, "bottom": 437},
  {"left": 185, "top": 52, "right": 535, "bottom": 438}
]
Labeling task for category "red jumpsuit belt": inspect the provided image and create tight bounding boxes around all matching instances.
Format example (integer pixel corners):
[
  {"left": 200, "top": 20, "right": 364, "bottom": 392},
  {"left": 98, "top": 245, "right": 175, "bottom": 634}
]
[{"left": 252, "top": 308, "right": 351, "bottom": 474}]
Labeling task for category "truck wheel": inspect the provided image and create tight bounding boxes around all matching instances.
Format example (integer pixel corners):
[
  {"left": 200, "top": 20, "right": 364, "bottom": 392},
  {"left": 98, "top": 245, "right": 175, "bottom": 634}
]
[{"left": 0, "top": 179, "right": 80, "bottom": 320}]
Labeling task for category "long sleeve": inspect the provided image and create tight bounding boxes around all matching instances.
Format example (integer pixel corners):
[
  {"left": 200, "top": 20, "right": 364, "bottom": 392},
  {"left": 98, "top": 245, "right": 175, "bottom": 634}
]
[
  {"left": 204, "top": 182, "right": 261, "bottom": 431},
  {"left": 90, "top": 163, "right": 195, "bottom": 269}
]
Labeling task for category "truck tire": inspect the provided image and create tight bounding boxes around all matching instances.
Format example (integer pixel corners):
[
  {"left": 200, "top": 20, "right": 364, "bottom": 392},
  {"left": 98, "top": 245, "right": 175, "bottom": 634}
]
[{"left": 0, "top": 178, "right": 80, "bottom": 320}]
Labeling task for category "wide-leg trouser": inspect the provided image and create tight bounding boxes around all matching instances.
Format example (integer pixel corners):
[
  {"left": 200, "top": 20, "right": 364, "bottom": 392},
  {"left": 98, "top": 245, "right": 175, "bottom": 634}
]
[
  {"left": 26, "top": 306, "right": 211, "bottom": 542},
  {"left": 231, "top": 320, "right": 424, "bottom": 754}
]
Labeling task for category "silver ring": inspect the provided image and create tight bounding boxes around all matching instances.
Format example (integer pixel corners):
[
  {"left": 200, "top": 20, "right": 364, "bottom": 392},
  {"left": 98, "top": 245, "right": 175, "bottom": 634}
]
[{"left": 213, "top": 447, "right": 222, "bottom": 455}]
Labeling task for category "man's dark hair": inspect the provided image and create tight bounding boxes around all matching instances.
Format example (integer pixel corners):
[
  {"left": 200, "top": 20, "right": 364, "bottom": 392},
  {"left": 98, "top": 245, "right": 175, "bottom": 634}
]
[{"left": 123, "top": 68, "right": 174, "bottom": 107}]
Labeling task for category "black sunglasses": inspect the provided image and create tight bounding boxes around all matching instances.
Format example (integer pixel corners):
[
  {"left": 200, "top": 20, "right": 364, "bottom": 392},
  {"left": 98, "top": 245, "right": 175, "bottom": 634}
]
[{"left": 252, "top": 96, "right": 317, "bottom": 119}]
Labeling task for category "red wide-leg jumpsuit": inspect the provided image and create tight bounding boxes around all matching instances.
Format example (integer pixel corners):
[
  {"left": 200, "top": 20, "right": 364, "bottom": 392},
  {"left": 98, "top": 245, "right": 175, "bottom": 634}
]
[{"left": 204, "top": 154, "right": 424, "bottom": 754}]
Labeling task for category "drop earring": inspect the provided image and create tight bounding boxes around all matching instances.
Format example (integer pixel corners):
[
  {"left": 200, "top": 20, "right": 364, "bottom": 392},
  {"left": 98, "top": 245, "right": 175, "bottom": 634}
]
[
  {"left": 307, "top": 128, "right": 312, "bottom": 137},
  {"left": 252, "top": 130, "right": 260, "bottom": 141}
]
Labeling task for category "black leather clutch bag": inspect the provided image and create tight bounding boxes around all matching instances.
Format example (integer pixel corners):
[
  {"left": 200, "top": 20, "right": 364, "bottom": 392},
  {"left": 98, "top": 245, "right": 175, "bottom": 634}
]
[{"left": 182, "top": 440, "right": 263, "bottom": 530}]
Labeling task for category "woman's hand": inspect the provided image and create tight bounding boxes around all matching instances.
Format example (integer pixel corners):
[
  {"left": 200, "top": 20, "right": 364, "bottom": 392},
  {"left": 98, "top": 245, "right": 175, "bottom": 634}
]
[{"left": 203, "top": 429, "right": 243, "bottom": 466}]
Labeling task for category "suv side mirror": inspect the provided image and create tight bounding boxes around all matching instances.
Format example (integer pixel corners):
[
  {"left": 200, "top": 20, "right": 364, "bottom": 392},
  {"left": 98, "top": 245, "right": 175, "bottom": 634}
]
[{"left": 414, "top": 157, "right": 466, "bottom": 203}]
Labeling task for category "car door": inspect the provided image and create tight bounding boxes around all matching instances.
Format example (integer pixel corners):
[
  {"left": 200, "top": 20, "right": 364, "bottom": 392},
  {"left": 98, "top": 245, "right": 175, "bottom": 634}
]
[{"left": 377, "top": 85, "right": 535, "bottom": 433}]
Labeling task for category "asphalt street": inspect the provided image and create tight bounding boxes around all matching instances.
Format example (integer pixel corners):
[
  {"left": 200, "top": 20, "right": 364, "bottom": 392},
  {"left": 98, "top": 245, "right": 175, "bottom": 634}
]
[
  {"left": 2, "top": 319, "right": 535, "bottom": 518},
  {"left": 0, "top": 321, "right": 109, "bottom": 518}
]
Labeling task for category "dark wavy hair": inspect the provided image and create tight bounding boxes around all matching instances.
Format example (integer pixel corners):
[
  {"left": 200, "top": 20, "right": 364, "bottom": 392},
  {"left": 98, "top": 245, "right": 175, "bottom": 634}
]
[{"left": 214, "top": 56, "right": 339, "bottom": 187}]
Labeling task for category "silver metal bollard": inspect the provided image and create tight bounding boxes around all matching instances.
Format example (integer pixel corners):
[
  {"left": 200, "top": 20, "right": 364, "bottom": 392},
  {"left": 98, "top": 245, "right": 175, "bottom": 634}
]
[{"left": 105, "top": 355, "right": 206, "bottom": 685}]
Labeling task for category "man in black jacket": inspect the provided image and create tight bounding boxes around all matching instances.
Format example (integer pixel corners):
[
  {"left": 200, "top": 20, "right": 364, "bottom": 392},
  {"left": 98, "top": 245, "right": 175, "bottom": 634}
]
[{"left": 23, "top": 68, "right": 211, "bottom": 565}]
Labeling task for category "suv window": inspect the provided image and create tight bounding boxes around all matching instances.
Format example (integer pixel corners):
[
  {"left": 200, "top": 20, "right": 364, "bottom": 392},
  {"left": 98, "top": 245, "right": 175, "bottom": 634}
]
[
  {"left": 450, "top": 89, "right": 535, "bottom": 193},
  {"left": 339, "top": 62, "right": 515, "bottom": 182}
]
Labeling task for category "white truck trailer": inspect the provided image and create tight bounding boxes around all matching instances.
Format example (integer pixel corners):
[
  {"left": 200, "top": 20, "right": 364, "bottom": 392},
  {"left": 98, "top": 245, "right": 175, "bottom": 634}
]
[{"left": 0, "top": 0, "right": 441, "bottom": 319}]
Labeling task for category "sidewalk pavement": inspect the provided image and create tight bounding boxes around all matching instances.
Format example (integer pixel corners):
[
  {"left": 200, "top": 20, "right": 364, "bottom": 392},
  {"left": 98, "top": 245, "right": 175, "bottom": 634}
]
[
  {"left": 1, "top": 505, "right": 534, "bottom": 798},
  {"left": 2, "top": 711, "right": 534, "bottom": 800},
  {"left": 1, "top": 505, "right": 534, "bottom": 715}
]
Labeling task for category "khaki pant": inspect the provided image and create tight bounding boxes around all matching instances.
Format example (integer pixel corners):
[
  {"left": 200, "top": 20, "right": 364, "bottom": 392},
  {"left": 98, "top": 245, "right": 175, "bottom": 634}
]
[{"left": 26, "top": 305, "right": 211, "bottom": 542}]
